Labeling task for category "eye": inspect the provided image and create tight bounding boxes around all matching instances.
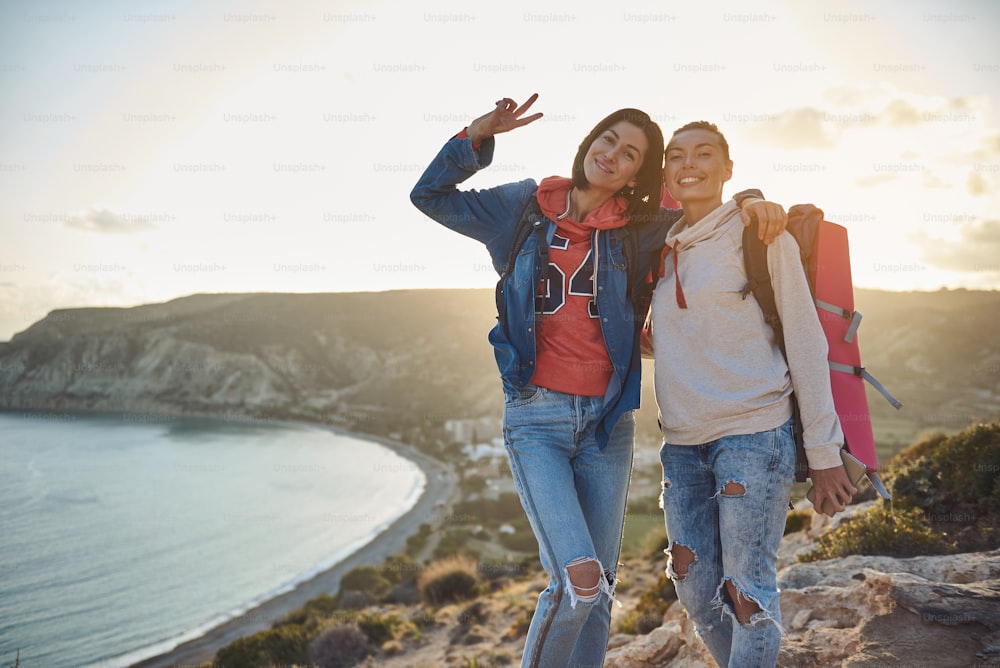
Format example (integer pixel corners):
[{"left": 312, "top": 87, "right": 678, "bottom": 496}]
[
  {"left": 624, "top": 150, "right": 636, "bottom": 161},
  {"left": 698, "top": 152, "right": 711, "bottom": 158}
]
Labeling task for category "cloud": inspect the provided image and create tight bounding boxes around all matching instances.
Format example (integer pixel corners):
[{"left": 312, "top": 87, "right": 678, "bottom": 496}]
[
  {"left": 747, "top": 107, "right": 835, "bottom": 148},
  {"left": 65, "top": 208, "right": 155, "bottom": 234},
  {"left": 917, "top": 219, "right": 1000, "bottom": 275},
  {"left": 881, "top": 99, "right": 922, "bottom": 126},
  {"left": 968, "top": 172, "right": 989, "bottom": 196}
]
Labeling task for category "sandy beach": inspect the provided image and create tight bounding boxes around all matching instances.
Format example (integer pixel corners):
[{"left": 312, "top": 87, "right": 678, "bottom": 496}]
[{"left": 130, "top": 427, "right": 458, "bottom": 668}]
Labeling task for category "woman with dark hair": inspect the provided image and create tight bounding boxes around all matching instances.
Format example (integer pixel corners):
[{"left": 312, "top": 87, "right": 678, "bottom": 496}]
[{"left": 410, "top": 95, "right": 785, "bottom": 666}]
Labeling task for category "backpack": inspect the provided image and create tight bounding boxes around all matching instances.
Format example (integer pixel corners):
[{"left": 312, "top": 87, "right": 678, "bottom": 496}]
[{"left": 741, "top": 204, "right": 902, "bottom": 494}]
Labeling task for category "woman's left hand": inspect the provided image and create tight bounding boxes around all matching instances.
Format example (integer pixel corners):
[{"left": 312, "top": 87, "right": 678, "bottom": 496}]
[
  {"left": 808, "top": 465, "right": 858, "bottom": 516},
  {"left": 740, "top": 199, "right": 787, "bottom": 245}
]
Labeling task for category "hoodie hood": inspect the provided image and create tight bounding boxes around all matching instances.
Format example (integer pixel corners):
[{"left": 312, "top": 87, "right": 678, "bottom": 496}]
[
  {"left": 659, "top": 200, "right": 741, "bottom": 310},
  {"left": 664, "top": 200, "right": 741, "bottom": 252},
  {"left": 536, "top": 176, "right": 630, "bottom": 240}
]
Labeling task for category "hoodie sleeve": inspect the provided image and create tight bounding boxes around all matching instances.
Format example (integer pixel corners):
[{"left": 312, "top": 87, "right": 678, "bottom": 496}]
[{"left": 768, "top": 233, "right": 845, "bottom": 470}]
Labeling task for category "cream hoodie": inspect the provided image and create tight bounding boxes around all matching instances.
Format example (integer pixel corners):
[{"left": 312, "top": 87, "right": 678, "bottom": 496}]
[{"left": 651, "top": 200, "right": 843, "bottom": 470}]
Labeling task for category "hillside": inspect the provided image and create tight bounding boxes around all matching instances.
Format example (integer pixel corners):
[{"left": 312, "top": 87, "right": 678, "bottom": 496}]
[
  {"left": 0, "top": 290, "right": 500, "bottom": 436},
  {"left": 1, "top": 288, "right": 998, "bottom": 454}
]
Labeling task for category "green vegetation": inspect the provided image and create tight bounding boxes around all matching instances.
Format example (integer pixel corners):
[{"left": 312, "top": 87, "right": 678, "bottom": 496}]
[
  {"left": 799, "top": 423, "right": 999, "bottom": 562},
  {"left": 784, "top": 509, "right": 812, "bottom": 535},
  {"left": 801, "top": 504, "right": 956, "bottom": 561},
  {"left": 306, "top": 624, "right": 368, "bottom": 668},
  {"left": 451, "top": 492, "right": 524, "bottom": 528},
  {"left": 417, "top": 555, "right": 482, "bottom": 605},
  {"left": 433, "top": 528, "right": 477, "bottom": 559},
  {"left": 887, "top": 423, "right": 1000, "bottom": 518},
  {"left": 616, "top": 574, "right": 676, "bottom": 635},
  {"left": 214, "top": 625, "right": 310, "bottom": 667},
  {"left": 339, "top": 565, "right": 392, "bottom": 599}
]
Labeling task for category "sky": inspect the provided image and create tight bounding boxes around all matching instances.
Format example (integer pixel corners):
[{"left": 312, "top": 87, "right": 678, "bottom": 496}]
[{"left": 1, "top": 0, "right": 998, "bottom": 341}]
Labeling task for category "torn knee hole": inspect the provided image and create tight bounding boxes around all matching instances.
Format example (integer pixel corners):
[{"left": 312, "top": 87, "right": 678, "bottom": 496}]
[
  {"left": 566, "top": 557, "right": 602, "bottom": 600},
  {"left": 721, "top": 480, "right": 746, "bottom": 496},
  {"left": 724, "top": 579, "right": 762, "bottom": 625},
  {"left": 669, "top": 542, "right": 696, "bottom": 581}
]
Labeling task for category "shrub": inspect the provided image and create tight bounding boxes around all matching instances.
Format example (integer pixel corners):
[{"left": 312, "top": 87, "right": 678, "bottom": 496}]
[
  {"left": 276, "top": 592, "right": 338, "bottom": 628},
  {"left": 337, "top": 589, "right": 377, "bottom": 610},
  {"left": 340, "top": 565, "right": 393, "bottom": 598},
  {"left": 887, "top": 424, "right": 1000, "bottom": 517},
  {"left": 799, "top": 505, "right": 956, "bottom": 562},
  {"left": 433, "top": 528, "right": 476, "bottom": 559},
  {"left": 417, "top": 555, "right": 482, "bottom": 605},
  {"left": 307, "top": 624, "right": 369, "bottom": 668},
  {"left": 617, "top": 574, "right": 675, "bottom": 635},
  {"left": 215, "top": 624, "right": 309, "bottom": 667},
  {"left": 379, "top": 554, "right": 420, "bottom": 585},
  {"left": 357, "top": 612, "right": 401, "bottom": 645},
  {"left": 457, "top": 600, "right": 490, "bottom": 627},
  {"left": 784, "top": 509, "right": 811, "bottom": 535},
  {"left": 407, "top": 522, "right": 433, "bottom": 553}
]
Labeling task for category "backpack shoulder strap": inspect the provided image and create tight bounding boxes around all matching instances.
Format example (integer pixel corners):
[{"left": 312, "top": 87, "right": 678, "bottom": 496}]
[
  {"left": 742, "top": 219, "right": 806, "bottom": 482},
  {"left": 499, "top": 191, "right": 548, "bottom": 278},
  {"left": 741, "top": 219, "right": 786, "bottom": 356},
  {"left": 495, "top": 191, "right": 548, "bottom": 314}
]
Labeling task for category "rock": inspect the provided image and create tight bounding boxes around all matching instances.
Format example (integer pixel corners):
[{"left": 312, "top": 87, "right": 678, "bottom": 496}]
[
  {"left": 777, "top": 550, "right": 1000, "bottom": 666},
  {"left": 603, "top": 621, "right": 688, "bottom": 667},
  {"left": 789, "top": 608, "right": 812, "bottom": 630},
  {"left": 607, "top": 550, "right": 1000, "bottom": 667}
]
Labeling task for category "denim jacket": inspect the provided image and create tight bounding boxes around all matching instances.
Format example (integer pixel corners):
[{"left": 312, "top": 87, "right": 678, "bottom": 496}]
[{"left": 410, "top": 135, "right": 678, "bottom": 449}]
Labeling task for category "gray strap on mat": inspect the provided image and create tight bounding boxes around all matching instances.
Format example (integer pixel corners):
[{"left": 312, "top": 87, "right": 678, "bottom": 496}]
[
  {"left": 829, "top": 361, "right": 904, "bottom": 410},
  {"left": 815, "top": 298, "right": 863, "bottom": 343}
]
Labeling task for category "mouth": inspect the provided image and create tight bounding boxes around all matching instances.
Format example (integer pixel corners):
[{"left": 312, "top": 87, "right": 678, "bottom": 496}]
[
  {"left": 594, "top": 158, "right": 614, "bottom": 175},
  {"left": 677, "top": 175, "right": 703, "bottom": 186}
]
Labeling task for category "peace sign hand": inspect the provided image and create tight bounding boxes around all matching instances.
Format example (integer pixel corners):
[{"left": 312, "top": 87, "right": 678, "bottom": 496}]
[{"left": 466, "top": 94, "right": 544, "bottom": 144}]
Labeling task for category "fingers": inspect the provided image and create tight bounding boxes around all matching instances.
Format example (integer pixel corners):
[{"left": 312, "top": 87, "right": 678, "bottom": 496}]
[
  {"left": 756, "top": 203, "right": 788, "bottom": 244},
  {"left": 513, "top": 93, "right": 539, "bottom": 117},
  {"left": 506, "top": 94, "right": 543, "bottom": 128}
]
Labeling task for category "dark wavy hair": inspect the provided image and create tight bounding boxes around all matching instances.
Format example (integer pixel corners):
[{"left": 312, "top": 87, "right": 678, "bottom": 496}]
[
  {"left": 571, "top": 108, "right": 664, "bottom": 223},
  {"left": 666, "top": 120, "right": 730, "bottom": 162}
]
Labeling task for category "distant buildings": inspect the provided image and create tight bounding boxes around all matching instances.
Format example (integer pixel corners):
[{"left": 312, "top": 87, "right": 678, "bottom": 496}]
[{"left": 444, "top": 417, "right": 501, "bottom": 445}]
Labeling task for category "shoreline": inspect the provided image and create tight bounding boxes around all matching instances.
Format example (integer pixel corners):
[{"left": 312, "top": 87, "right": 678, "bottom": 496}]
[{"left": 99, "top": 417, "right": 459, "bottom": 668}]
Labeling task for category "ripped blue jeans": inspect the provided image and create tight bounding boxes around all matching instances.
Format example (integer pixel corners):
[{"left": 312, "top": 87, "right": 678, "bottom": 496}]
[
  {"left": 504, "top": 384, "right": 634, "bottom": 668},
  {"left": 659, "top": 419, "right": 795, "bottom": 668}
]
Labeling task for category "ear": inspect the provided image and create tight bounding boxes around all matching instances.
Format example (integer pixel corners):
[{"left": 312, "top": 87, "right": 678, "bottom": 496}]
[{"left": 723, "top": 159, "right": 734, "bottom": 184}]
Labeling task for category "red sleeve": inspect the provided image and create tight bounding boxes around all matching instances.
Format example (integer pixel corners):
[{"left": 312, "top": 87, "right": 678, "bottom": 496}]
[{"left": 454, "top": 127, "right": 481, "bottom": 150}]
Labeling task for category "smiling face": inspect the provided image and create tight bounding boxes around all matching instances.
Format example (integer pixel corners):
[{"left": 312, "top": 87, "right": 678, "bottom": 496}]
[
  {"left": 663, "top": 127, "right": 733, "bottom": 209},
  {"left": 581, "top": 120, "right": 649, "bottom": 197}
]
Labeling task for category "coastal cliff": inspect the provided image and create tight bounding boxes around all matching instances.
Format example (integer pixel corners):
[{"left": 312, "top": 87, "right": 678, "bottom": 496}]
[
  {"left": 0, "top": 290, "right": 501, "bottom": 432},
  {"left": 2, "top": 288, "right": 1000, "bottom": 451}
]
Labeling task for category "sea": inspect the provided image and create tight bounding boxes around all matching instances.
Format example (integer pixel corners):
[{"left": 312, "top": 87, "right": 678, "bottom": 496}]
[{"left": 0, "top": 411, "right": 426, "bottom": 668}]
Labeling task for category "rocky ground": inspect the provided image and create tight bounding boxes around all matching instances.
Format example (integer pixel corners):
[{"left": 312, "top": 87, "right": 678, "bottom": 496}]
[
  {"left": 343, "top": 502, "right": 1000, "bottom": 668},
  {"left": 607, "top": 503, "right": 1000, "bottom": 667}
]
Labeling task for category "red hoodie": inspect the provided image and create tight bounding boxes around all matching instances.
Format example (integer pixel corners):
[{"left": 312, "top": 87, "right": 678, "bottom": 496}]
[{"left": 529, "top": 176, "right": 630, "bottom": 397}]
